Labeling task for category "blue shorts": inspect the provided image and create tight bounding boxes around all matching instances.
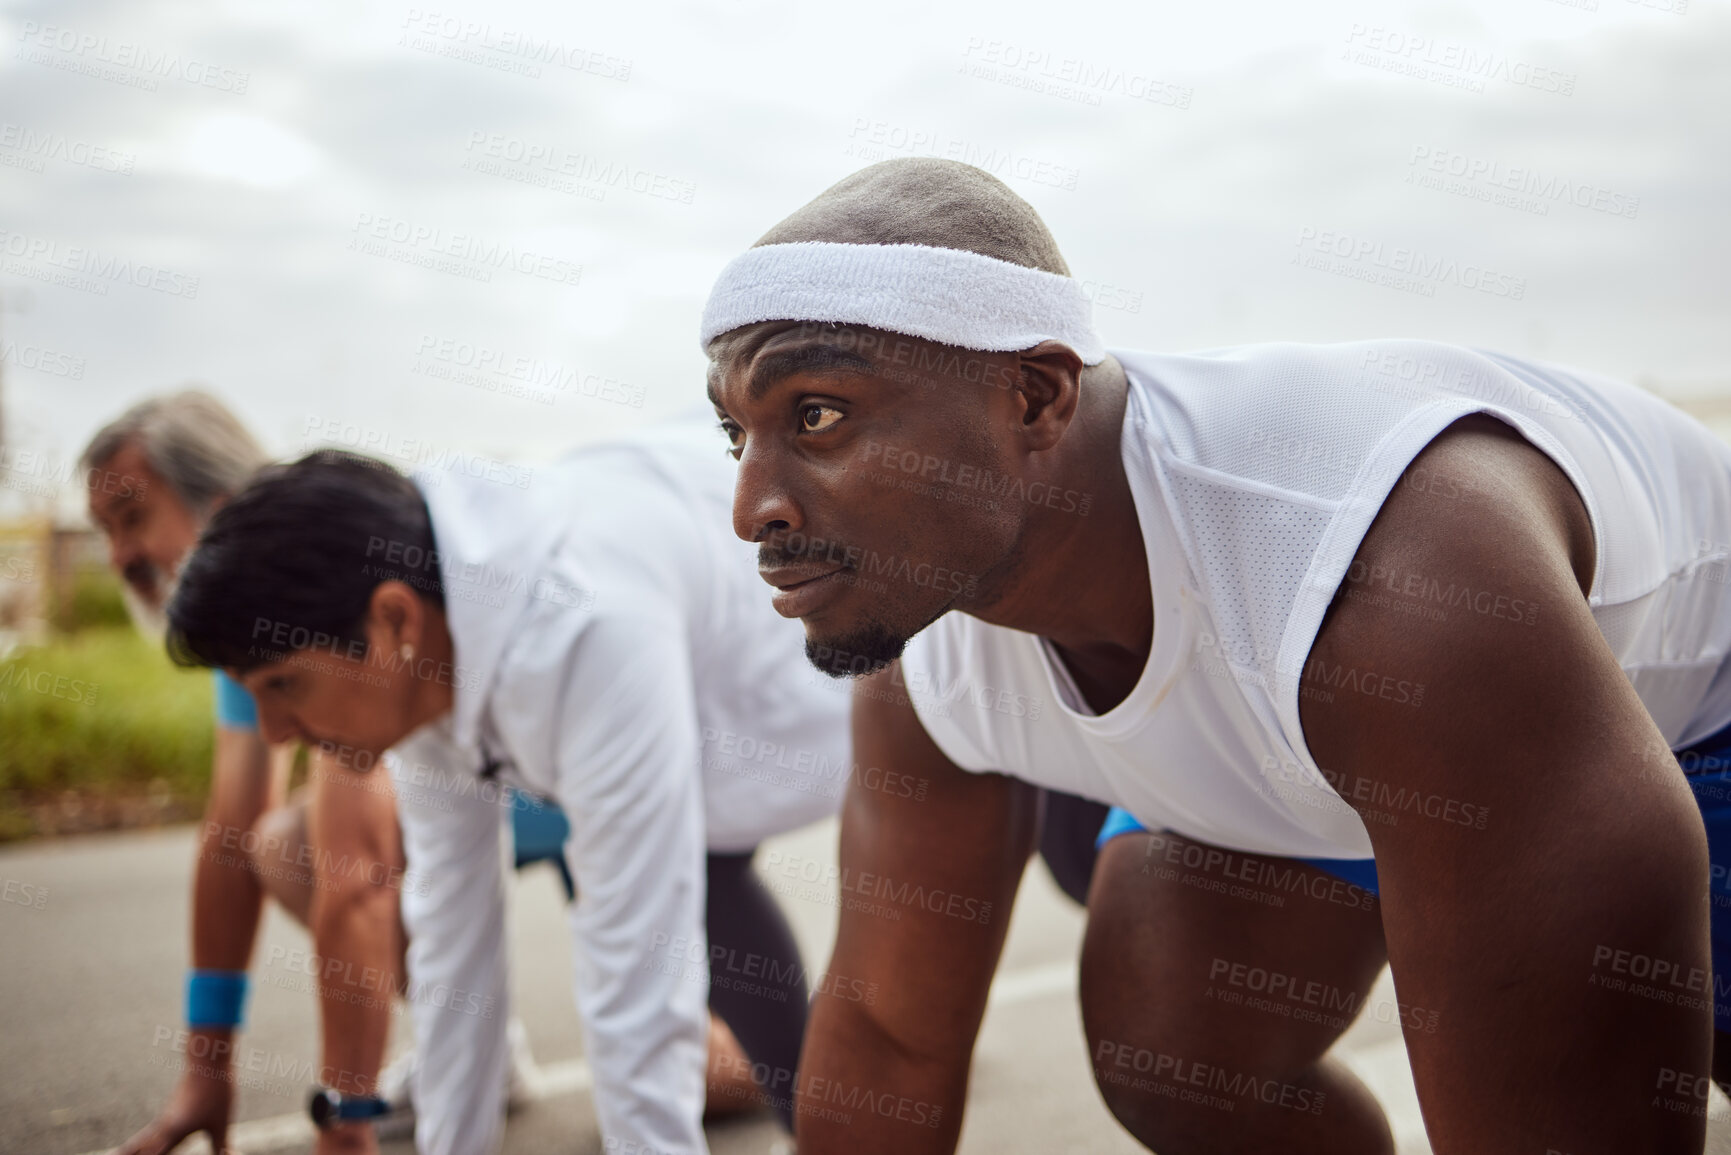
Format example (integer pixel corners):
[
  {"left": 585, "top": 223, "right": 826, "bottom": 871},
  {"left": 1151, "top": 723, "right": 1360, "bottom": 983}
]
[
  {"left": 510, "top": 792, "right": 573, "bottom": 903},
  {"left": 510, "top": 793, "right": 570, "bottom": 864},
  {"left": 1095, "top": 805, "right": 1381, "bottom": 894},
  {"left": 1097, "top": 720, "right": 1731, "bottom": 1032}
]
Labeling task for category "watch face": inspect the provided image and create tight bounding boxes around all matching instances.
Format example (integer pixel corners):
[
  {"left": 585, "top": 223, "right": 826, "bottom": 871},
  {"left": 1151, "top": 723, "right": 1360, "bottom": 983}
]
[{"left": 309, "top": 1087, "right": 338, "bottom": 1129}]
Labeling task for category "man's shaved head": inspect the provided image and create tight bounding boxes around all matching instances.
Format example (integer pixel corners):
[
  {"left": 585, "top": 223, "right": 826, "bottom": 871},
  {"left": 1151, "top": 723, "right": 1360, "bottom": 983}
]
[
  {"left": 711, "top": 159, "right": 1112, "bottom": 679},
  {"left": 754, "top": 158, "right": 1071, "bottom": 276}
]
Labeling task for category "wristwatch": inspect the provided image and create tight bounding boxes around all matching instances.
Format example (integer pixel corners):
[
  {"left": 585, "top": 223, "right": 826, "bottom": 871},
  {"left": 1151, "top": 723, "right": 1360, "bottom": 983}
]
[{"left": 308, "top": 1086, "right": 392, "bottom": 1130}]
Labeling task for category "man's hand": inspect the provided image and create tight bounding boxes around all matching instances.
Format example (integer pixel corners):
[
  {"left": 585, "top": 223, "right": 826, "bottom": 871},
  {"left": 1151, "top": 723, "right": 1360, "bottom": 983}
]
[
  {"left": 112, "top": 1036, "right": 234, "bottom": 1155},
  {"left": 314, "top": 1123, "right": 380, "bottom": 1155}
]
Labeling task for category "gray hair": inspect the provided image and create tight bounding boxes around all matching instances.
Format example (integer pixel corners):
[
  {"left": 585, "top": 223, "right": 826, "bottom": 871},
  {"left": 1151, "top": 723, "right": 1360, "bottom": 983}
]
[{"left": 80, "top": 390, "right": 268, "bottom": 515}]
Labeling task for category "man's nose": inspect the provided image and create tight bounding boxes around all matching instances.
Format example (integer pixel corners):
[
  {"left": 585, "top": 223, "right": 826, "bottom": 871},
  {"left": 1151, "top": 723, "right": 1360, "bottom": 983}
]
[
  {"left": 107, "top": 535, "right": 139, "bottom": 573},
  {"left": 732, "top": 443, "right": 802, "bottom": 545},
  {"left": 254, "top": 702, "right": 297, "bottom": 747}
]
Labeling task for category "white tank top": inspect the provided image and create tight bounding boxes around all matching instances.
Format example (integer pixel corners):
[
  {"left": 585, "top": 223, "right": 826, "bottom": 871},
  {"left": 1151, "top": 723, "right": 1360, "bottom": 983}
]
[{"left": 902, "top": 341, "right": 1731, "bottom": 859}]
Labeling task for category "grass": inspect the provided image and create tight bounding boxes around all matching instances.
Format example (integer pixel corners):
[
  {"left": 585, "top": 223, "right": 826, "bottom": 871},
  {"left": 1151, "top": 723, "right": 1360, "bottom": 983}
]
[{"left": 0, "top": 572, "right": 215, "bottom": 841}]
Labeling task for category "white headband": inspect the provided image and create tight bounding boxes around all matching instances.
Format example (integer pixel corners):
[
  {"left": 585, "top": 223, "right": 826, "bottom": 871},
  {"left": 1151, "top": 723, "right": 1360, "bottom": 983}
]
[{"left": 699, "top": 241, "right": 1106, "bottom": 365}]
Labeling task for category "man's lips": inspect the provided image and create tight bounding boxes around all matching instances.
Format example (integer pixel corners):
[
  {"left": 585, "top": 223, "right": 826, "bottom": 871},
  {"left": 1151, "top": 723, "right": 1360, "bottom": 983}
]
[
  {"left": 760, "top": 564, "right": 847, "bottom": 591},
  {"left": 761, "top": 565, "right": 851, "bottom": 617}
]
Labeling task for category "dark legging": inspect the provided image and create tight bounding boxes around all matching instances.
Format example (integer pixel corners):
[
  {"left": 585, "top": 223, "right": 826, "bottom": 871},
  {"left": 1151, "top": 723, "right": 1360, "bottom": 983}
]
[
  {"left": 705, "top": 790, "right": 1106, "bottom": 1130},
  {"left": 1037, "top": 788, "right": 1111, "bottom": 906},
  {"left": 706, "top": 850, "right": 809, "bottom": 1130}
]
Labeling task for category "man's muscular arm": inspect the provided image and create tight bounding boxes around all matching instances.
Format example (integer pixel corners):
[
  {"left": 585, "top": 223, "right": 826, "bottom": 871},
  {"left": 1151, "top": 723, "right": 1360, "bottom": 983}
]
[
  {"left": 116, "top": 728, "right": 285, "bottom": 1155},
  {"left": 1301, "top": 416, "right": 1711, "bottom": 1154},
  {"left": 305, "top": 749, "right": 407, "bottom": 1155},
  {"left": 797, "top": 662, "right": 1040, "bottom": 1155}
]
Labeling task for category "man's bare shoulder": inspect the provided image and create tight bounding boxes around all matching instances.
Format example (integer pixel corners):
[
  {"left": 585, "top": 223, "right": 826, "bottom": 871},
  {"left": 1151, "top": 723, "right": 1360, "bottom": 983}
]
[{"left": 1299, "top": 413, "right": 1599, "bottom": 779}]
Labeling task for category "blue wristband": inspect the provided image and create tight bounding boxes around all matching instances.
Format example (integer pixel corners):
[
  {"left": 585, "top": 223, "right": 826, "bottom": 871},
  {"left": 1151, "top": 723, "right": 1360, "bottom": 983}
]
[{"left": 186, "top": 969, "right": 250, "bottom": 1029}]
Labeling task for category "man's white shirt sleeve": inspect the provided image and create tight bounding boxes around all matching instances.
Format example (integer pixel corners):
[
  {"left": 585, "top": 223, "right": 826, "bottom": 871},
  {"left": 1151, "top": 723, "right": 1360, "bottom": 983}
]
[
  {"left": 391, "top": 742, "right": 512, "bottom": 1155},
  {"left": 494, "top": 606, "right": 711, "bottom": 1154}
]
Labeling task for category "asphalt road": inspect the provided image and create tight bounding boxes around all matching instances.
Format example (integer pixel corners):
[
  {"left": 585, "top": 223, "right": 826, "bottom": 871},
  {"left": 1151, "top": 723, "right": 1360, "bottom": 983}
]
[{"left": 5, "top": 818, "right": 1729, "bottom": 1155}]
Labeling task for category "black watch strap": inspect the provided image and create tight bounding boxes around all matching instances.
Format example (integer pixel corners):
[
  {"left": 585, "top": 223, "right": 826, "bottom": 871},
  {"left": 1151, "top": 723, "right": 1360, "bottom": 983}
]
[{"left": 308, "top": 1086, "right": 391, "bottom": 1129}]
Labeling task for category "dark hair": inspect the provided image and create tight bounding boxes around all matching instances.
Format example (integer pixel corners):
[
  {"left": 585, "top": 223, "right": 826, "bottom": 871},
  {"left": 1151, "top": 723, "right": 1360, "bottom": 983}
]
[{"left": 167, "top": 450, "right": 445, "bottom": 673}]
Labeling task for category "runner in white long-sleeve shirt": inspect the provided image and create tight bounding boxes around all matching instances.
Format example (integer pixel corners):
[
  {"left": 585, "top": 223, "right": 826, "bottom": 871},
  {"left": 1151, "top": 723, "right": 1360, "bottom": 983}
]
[{"left": 163, "top": 416, "right": 852, "bottom": 1155}]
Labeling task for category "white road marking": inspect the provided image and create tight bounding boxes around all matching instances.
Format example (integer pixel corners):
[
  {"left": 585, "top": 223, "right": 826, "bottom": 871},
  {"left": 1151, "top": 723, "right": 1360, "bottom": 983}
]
[
  {"left": 78, "top": 959, "right": 1461, "bottom": 1155},
  {"left": 131, "top": 1111, "right": 315, "bottom": 1155},
  {"left": 530, "top": 1056, "right": 593, "bottom": 1099},
  {"left": 74, "top": 1059, "right": 595, "bottom": 1155}
]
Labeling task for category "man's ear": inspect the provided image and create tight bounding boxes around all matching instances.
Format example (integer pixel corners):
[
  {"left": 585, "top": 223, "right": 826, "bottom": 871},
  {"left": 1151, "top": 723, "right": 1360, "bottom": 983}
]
[
  {"left": 1015, "top": 341, "right": 1086, "bottom": 451},
  {"left": 366, "top": 581, "right": 424, "bottom": 655}
]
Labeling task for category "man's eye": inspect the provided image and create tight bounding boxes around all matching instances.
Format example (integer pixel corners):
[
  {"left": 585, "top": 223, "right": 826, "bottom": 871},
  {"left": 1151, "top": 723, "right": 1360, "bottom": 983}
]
[
  {"left": 716, "top": 420, "right": 743, "bottom": 459},
  {"left": 801, "top": 405, "right": 843, "bottom": 434}
]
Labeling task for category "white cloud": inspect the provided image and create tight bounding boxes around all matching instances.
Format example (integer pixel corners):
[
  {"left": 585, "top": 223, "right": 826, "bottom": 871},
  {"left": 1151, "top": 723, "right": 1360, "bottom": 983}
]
[
  {"left": 177, "top": 112, "right": 321, "bottom": 188},
  {"left": 0, "top": 0, "right": 1723, "bottom": 501}
]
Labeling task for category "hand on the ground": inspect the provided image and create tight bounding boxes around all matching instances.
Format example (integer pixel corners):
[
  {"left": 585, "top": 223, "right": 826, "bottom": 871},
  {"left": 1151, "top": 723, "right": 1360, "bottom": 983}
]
[{"left": 111, "top": 1056, "right": 235, "bottom": 1155}]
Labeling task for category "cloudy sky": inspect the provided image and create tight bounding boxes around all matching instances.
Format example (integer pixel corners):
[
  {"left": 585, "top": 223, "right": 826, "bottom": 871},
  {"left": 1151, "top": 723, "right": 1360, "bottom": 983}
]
[{"left": 0, "top": 0, "right": 1725, "bottom": 515}]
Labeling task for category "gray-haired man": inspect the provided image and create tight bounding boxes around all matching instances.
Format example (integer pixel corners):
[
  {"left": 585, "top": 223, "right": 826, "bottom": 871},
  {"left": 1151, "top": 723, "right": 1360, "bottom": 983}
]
[
  {"left": 87, "top": 393, "right": 760, "bottom": 1155},
  {"left": 86, "top": 392, "right": 427, "bottom": 1155}
]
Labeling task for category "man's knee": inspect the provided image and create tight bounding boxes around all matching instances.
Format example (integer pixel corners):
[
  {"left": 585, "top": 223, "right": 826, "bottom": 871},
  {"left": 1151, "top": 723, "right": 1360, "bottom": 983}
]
[
  {"left": 1077, "top": 840, "right": 1375, "bottom": 1150},
  {"left": 310, "top": 803, "right": 405, "bottom": 906},
  {"left": 1088, "top": 1032, "right": 1149, "bottom": 1121},
  {"left": 1079, "top": 946, "right": 1195, "bottom": 1144},
  {"left": 1087, "top": 1032, "right": 1224, "bottom": 1153},
  {"left": 308, "top": 764, "right": 404, "bottom": 878},
  {"left": 248, "top": 799, "right": 316, "bottom": 925},
  {"left": 248, "top": 802, "right": 307, "bottom": 879}
]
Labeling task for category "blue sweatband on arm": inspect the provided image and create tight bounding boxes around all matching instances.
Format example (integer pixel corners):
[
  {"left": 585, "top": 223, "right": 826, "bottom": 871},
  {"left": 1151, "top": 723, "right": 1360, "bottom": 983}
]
[{"left": 186, "top": 969, "right": 250, "bottom": 1028}]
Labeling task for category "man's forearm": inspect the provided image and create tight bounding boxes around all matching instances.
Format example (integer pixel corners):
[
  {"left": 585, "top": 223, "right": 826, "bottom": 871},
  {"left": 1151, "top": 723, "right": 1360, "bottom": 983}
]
[
  {"left": 795, "top": 672, "right": 1038, "bottom": 1154},
  {"left": 305, "top": 756, "right": 409, "bottom": 1099},
  {"left": 312, "top": 884, "right": 403, "bottom": 1096},
  {"left": 190, "top": 820, "right": 268, "bottom": 970},
  {"left": 797, "top": 995, "right": 969, "bottom": 1154},
  {"left": 110, "top": 735, "right": 284, "bottom": 1155},
  {"left": 190, "top": 729, "right": 283, "bottom": 969}
]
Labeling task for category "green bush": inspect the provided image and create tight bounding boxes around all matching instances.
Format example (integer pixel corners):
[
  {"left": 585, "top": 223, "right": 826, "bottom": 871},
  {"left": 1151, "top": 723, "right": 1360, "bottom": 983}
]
[
  {"left": 0, "top": 626, "right": 213, "bottom": 840},
  {"left": 50, "top": 566, "right": 132, "bottom": 633}
]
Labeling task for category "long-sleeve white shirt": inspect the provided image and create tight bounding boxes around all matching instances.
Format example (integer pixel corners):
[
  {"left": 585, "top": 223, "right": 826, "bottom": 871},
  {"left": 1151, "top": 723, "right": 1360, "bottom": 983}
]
[{"left": 388, "top": 413, "right": 850, "bottom": 1155}]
